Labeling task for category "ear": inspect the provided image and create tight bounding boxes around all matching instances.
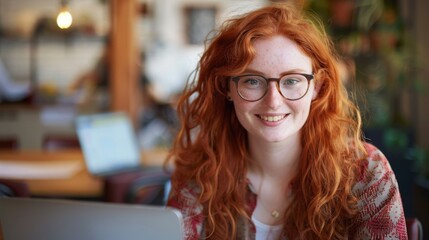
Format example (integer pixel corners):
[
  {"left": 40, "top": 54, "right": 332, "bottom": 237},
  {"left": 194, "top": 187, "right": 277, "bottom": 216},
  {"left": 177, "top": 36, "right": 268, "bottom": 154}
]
[
  {"left": 226, "top": 83, "right": 233, "bottom": 101},
  {"left": 311, "top": 79, "right": 321, "bottom": 100}
]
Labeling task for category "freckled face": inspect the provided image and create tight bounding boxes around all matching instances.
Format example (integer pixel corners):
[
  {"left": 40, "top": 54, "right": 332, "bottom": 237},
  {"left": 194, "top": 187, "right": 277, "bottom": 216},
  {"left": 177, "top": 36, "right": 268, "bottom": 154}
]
[{"left": 229, "top": 35, "right": 317, "bottom": 143}]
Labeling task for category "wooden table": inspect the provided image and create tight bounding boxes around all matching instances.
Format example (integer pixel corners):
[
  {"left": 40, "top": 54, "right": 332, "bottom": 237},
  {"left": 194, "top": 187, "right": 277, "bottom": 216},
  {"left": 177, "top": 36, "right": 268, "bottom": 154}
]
[{"left": 0, "top": 149, "right": 169, "bottom": 197}]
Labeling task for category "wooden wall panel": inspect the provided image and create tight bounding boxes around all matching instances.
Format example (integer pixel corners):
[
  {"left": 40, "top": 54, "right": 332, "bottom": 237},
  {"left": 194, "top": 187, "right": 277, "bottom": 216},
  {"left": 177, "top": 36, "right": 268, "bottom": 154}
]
[{"left": 109, "top": 0, "right": 139, "bottom": 126}]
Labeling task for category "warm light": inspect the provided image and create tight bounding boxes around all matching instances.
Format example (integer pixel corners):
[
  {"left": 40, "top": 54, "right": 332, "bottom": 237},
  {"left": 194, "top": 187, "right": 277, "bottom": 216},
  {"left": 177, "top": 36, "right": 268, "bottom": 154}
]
[{"left": 56, "top": 8, "right": 73, "bottom": 29}]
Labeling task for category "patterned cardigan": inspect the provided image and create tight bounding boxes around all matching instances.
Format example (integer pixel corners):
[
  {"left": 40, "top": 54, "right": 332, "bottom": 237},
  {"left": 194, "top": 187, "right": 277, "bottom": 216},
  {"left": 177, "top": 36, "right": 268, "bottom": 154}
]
[{"left": 167, "top": 144, "right": 407, "bottom": 239}]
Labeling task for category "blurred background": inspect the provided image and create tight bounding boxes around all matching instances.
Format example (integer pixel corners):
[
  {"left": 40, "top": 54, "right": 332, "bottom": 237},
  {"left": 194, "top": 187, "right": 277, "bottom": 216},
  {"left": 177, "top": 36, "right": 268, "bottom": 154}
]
[{"left": 0, "top": 0, "right": 428, "bottom": 236}]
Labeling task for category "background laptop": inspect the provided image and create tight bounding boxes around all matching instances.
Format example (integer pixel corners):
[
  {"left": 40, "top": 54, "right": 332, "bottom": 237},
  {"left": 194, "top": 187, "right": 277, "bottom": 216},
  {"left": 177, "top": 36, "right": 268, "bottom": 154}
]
[
  {"left": 76, "top": 112, "right": 144, "bottom": 176},
  {"left": 0, "top": 197, "right": 184, "bottom": 240},
  {"left": 76, "top": 112, "right": 172, "bottom": 205}
]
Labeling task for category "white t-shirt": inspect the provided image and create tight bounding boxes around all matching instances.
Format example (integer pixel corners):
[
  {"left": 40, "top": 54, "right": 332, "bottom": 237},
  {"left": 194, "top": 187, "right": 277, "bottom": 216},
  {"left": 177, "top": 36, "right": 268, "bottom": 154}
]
[{"left": 252, "top": 214, "right": 283, "bottom": 240}]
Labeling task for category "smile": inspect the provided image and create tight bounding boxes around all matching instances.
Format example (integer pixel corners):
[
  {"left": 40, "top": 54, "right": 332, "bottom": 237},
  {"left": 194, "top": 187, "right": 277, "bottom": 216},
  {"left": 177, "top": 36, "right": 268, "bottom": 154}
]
[{"left": 257, "top": 114, "right": 288, "bottom": 122}]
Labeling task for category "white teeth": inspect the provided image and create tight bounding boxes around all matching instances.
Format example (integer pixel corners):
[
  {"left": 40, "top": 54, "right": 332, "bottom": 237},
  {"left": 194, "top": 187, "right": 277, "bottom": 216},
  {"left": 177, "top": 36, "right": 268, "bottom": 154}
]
[{"left": 259, "top": 115, "right": 286, "bottom": 122}]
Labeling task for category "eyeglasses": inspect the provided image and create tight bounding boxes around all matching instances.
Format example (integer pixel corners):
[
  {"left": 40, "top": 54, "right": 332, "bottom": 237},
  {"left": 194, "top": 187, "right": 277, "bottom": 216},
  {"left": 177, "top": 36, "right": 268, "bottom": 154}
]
[{"left": 231, "top": 73, "right": 314, "bottom": 102}]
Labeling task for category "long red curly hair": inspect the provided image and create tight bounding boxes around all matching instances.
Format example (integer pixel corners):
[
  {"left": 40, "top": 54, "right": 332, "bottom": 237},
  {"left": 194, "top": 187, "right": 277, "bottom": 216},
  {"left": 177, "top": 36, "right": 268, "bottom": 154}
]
[{"left": 168, "top": 3, "right": 367, "bottom": 239}]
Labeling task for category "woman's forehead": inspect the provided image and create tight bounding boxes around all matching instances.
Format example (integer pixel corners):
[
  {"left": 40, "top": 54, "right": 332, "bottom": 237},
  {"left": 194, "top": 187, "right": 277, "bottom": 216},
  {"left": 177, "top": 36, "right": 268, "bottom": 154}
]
[{"left": 247, "top": 35, "right": 313, "bottom": 75}]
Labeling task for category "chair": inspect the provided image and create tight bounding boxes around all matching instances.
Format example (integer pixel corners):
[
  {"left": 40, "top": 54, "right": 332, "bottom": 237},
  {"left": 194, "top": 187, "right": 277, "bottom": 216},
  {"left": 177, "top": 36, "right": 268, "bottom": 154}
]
[
  {"left": 125, "top": 170, "right": 171, "bottom": 205},
  {"left": 406, "top": 218, "right": 423, "bottom": 240},
  {"left": 0, "top": 179, "right": 30, "bottom": 197},
  {"left": 104, "top": 167, "right": 171, "bottom": 205},
  {"left": 0, "top": 137, "right": 18, "bottom": 149},
  {"left": 42, "top": 135, "right": 80, "bottom": 151}
]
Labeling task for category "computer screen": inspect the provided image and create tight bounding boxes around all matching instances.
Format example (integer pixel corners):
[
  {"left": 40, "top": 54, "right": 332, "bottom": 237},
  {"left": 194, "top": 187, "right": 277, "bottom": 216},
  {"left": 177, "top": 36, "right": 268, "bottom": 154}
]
[{"left": 76, "top": 112, "right": 141, "bottom": 176}]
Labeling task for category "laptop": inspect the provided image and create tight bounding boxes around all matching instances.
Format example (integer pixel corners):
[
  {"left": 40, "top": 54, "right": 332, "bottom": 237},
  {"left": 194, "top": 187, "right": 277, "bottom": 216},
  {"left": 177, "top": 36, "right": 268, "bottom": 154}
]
[
  {"left": 76, "top": 112, "right": 172, "bottom": 204},
  {"left": 75, "top": 112, "right": 145, "bottom": 176},
  {"left": 0, "top": 197, "right": 184, "bottom": 240}
]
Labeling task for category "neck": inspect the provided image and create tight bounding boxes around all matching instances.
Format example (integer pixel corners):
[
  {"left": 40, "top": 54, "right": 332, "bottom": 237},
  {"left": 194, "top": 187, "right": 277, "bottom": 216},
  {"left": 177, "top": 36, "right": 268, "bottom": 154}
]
[
  {"left": 247, "top": 133, "right": 301, "bottom": 179},
  {"left": 246, "top": 134, "right": 301, "bottom": 225}
]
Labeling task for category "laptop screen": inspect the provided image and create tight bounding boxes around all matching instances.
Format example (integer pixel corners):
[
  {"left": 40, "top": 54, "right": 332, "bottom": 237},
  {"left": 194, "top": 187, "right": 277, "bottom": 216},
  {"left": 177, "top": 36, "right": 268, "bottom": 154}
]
[
  {"left": 76, "top": 112, "right": 141, "bottom": 176},
  {"left": 0, "top": 197, "right": 184, "bottom": 240}
]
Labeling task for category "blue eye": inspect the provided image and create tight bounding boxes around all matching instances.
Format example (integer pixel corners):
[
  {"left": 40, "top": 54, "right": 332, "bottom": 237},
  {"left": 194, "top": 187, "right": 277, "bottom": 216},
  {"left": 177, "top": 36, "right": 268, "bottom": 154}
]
[
  {"left": 280, "top": 75, "right": 307, "bottom": 89},
  {"left": 285, "top": 78, "right": 300, "bottom": 85},
  {"left": 244, "top": 79, "right": 260, "bottom": 85},
  {"left": 239, "top": 76, "right": 266, "bottom": 89}
]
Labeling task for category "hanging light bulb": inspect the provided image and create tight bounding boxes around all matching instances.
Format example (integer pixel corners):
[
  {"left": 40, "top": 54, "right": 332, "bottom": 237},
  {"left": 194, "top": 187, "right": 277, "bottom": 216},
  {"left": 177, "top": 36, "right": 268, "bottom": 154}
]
[{"left": 56, "top": 0, "right": 73, "bottom": 29}]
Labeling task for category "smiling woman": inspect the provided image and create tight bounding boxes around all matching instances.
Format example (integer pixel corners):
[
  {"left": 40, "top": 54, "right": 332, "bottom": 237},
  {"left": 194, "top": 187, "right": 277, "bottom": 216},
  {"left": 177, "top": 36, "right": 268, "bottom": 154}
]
[
  {"left": 228, "top": 35, "right": 316, "bottom": 145},
  {"left": 166, "top": 2, "right": 407, "bottom": 240}
]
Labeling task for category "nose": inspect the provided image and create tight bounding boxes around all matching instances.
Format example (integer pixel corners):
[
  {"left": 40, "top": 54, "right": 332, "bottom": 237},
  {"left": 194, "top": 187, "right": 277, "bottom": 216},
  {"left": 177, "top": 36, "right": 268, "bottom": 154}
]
[{"left": 262, "top": 82, "right": 283, "bottom": 109}]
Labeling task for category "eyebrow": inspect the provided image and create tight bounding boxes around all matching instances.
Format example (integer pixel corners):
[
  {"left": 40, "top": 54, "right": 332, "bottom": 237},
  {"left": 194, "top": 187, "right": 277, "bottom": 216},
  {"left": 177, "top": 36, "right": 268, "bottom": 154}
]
[{"left": 243, "top": 68, "right": 311, "bottom": 76}]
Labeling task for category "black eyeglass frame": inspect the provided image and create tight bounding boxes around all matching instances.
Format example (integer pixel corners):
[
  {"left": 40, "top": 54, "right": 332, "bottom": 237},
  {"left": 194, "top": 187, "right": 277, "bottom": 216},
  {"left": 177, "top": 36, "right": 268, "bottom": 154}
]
[{"left": 230, "top": 73, "right": 314, "bottom": 102}]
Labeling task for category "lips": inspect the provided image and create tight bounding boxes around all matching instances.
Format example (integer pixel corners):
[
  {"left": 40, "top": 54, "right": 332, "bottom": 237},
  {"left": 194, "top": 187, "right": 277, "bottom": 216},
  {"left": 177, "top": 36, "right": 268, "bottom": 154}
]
[{"left": 257, "top": 114, "right": 288, "bottom": 122}]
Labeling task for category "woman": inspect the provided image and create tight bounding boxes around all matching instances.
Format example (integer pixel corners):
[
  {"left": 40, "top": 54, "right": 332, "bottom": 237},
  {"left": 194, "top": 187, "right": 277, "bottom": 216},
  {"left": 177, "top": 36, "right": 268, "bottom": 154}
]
[{"left": 167, "top": 3, "right": 406, "bottom": 239}]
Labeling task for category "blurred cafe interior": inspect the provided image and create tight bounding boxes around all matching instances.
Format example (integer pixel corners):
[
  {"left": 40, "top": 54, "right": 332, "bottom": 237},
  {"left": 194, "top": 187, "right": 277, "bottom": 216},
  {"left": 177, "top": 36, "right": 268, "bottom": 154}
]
[{"left": 0, "top": 0, "right": 428, "bottom": 236}]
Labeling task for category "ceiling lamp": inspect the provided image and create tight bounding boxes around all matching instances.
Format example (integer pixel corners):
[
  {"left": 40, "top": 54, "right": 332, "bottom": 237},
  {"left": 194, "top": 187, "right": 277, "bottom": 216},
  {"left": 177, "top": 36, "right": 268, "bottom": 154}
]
[{"left": 56, "top": 0, "right": 73, "bottom": 29}]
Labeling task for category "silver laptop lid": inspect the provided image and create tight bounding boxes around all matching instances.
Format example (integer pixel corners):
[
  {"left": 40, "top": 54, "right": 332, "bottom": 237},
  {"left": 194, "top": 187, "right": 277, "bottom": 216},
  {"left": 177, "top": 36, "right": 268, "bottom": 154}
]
[
  {"left": 76, "top": 112, "right": 141, "bottom": 176},
  {"left": 0, "top": 197, "right": 184, "bottom": 240}
]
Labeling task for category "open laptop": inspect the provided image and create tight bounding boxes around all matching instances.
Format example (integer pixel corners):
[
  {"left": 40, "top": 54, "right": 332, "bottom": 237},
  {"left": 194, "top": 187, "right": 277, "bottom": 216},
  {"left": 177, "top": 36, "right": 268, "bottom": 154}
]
[
  {"left": 75, "top": 112, "right": 145, "bottom": 176},
  {"left": 0, "top": 197, "right": 184, "bottom": 240},
  {"left": 76, "top": 112, "right": 172, "bottom": 204}
]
